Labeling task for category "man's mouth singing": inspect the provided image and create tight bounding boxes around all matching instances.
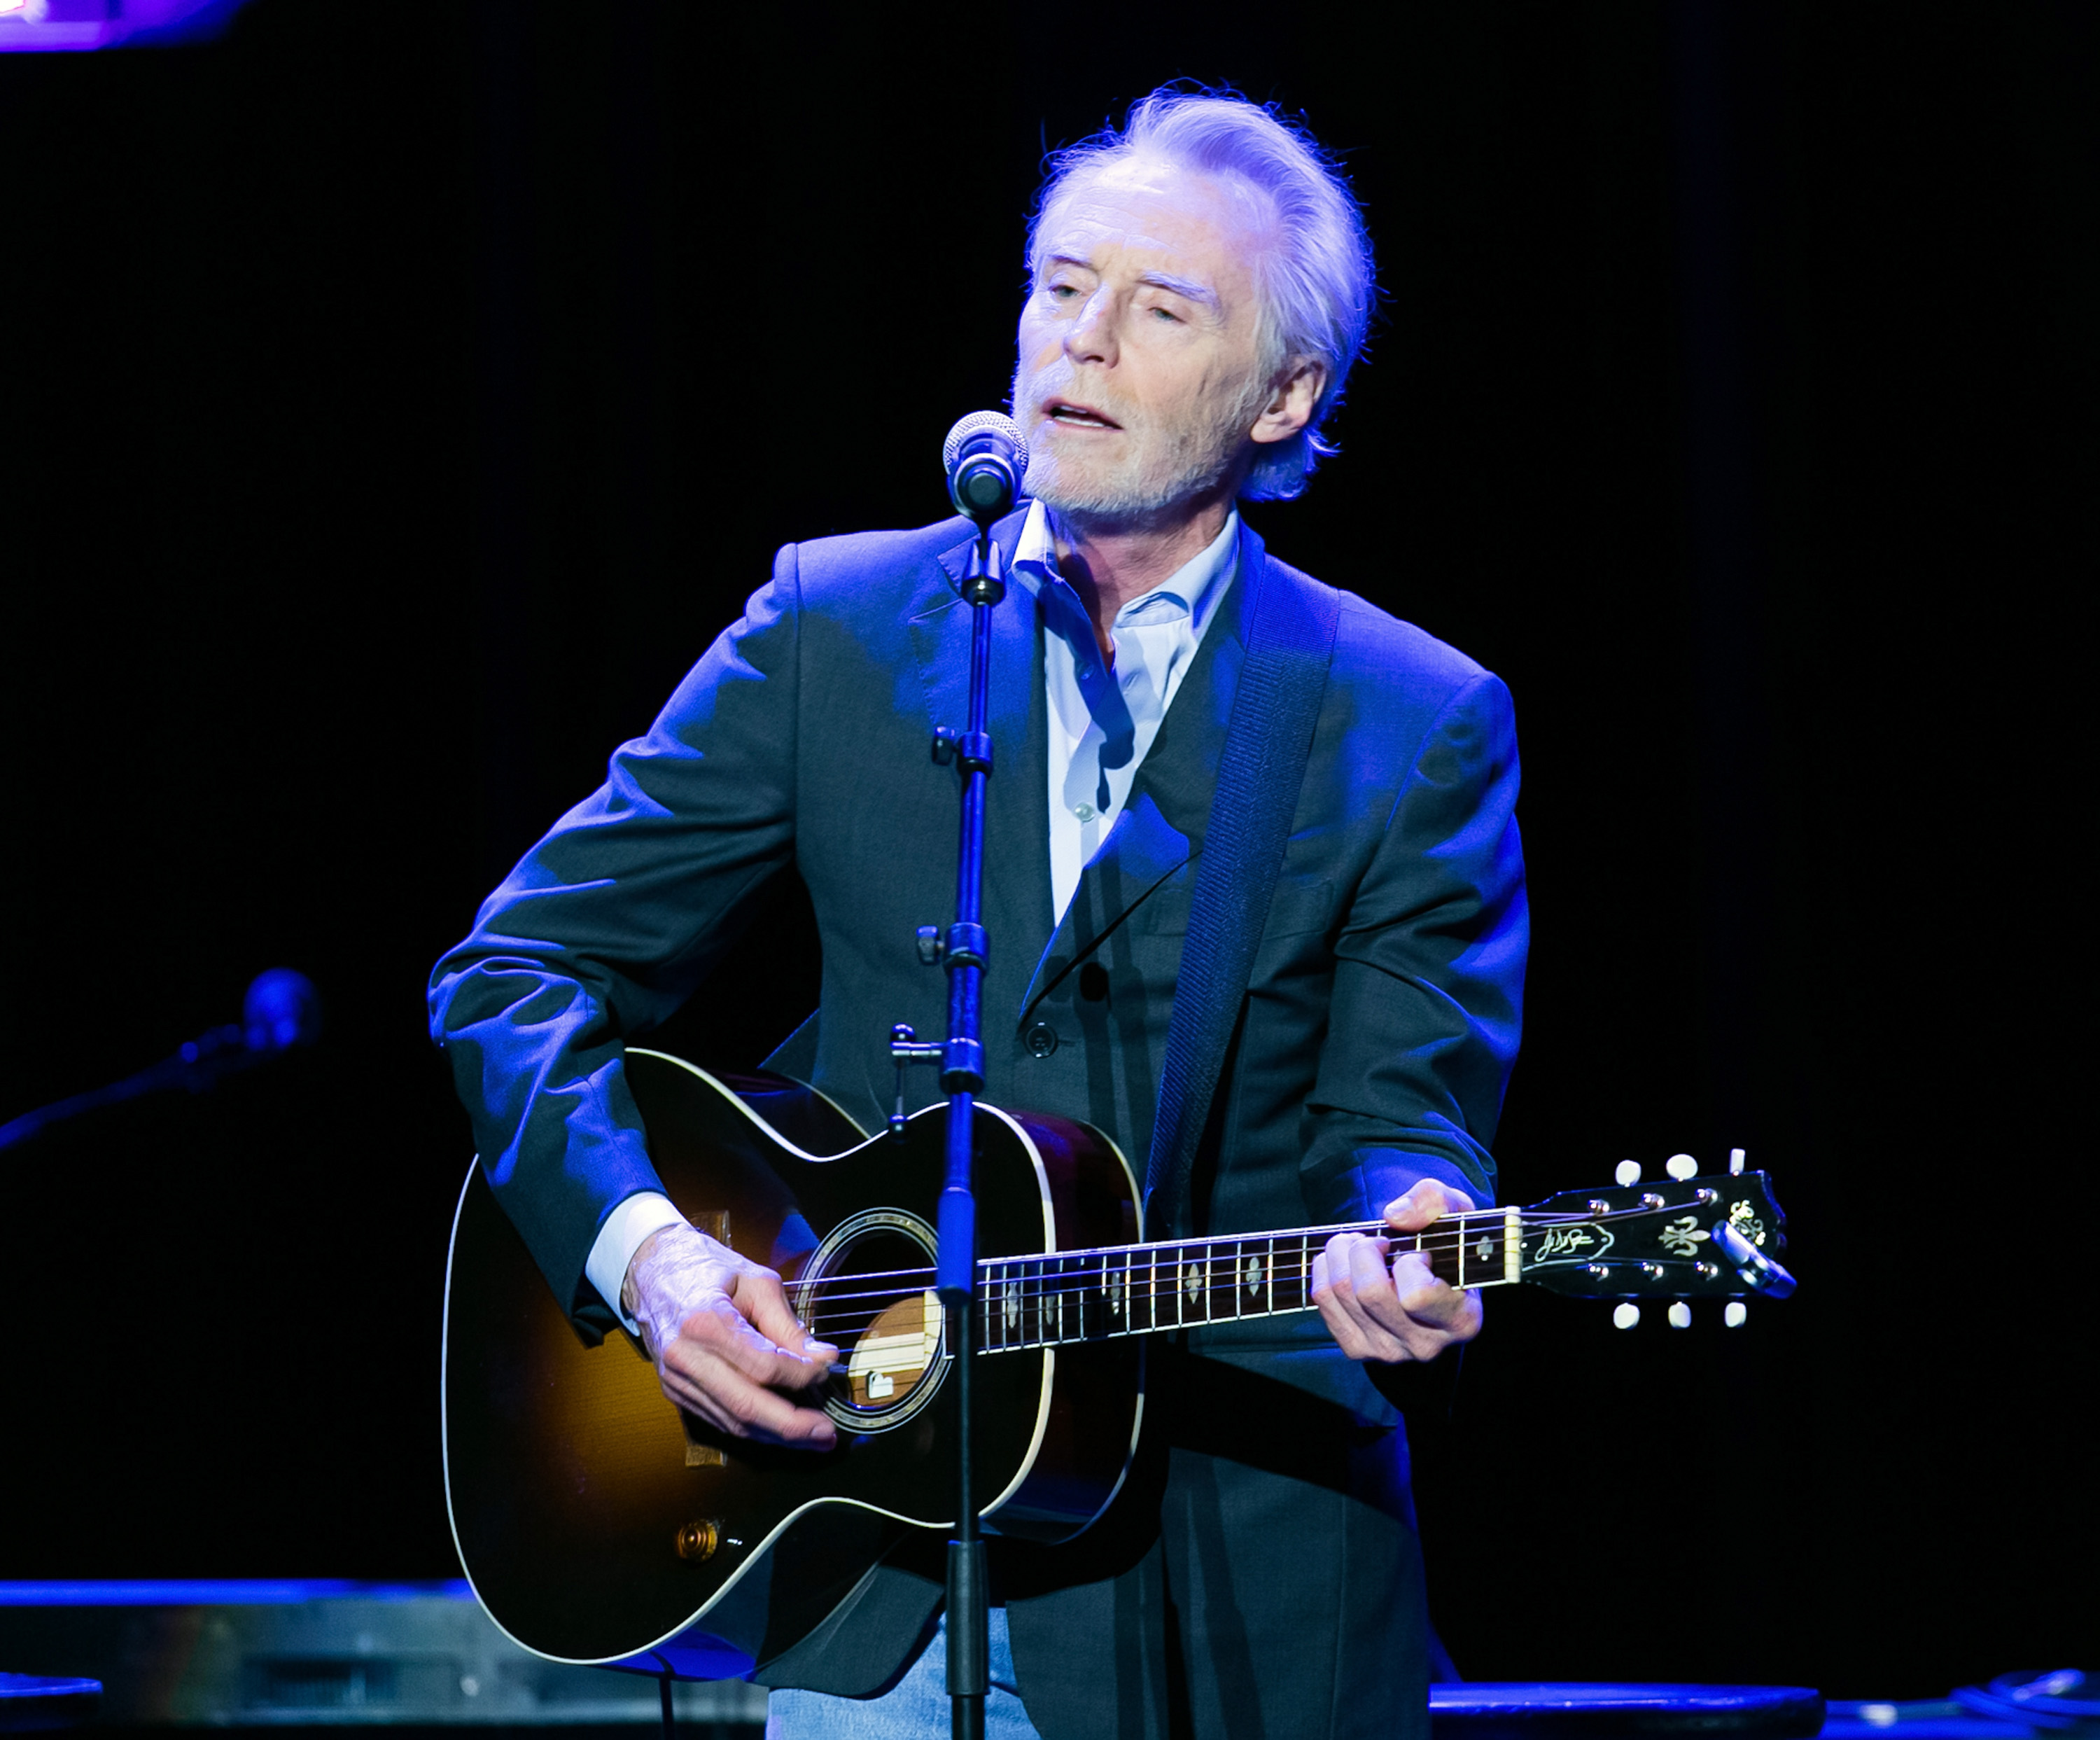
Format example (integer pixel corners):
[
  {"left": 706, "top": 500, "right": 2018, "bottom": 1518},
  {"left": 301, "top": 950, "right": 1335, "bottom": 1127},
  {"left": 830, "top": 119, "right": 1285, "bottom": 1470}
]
[{"left": 1046, "top": 400, "right": 1121, "bottom": 430}]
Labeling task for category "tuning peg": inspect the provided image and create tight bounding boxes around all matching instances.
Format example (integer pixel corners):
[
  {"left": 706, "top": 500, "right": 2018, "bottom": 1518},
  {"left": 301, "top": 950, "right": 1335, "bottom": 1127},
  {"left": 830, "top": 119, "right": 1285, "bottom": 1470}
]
[
  {"left": 1667, "top": 1301, "right": 1691, "bottom": 1329},
  {"left": 1611, "top": 1302, "right": 1640, "bottom": 1330},
  {"left": 1729, "top": 1147, "right": 1746, "bottom": 1175},
  {"left": 1614, "top": 1160, "right": 1642, "bottom": 1186},
  {"left": 1665, "top": 1154, "right": 1698, "bottom": 1181},
  {"left": 1724, "top": 1301, "right": 1747, "bottom": 1328}
]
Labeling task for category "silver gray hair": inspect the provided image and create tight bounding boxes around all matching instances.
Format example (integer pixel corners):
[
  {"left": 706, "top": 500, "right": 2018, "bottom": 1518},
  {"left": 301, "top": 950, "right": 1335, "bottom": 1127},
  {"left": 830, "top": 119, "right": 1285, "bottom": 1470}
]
[{"left": 1028, "top": 88, "right": 1378, "bottom": 501}]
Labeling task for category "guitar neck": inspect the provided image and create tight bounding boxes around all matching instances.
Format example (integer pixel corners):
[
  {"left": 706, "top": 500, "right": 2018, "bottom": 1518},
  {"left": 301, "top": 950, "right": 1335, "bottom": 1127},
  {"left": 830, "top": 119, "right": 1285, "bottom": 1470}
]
[{"left": 977, "top": 1209, "right": 1523, "bottom": 1354}]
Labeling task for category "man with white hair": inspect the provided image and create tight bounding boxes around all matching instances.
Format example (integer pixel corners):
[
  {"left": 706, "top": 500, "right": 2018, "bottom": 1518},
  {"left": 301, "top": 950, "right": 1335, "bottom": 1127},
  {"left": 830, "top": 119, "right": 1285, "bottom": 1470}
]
[{"left": 433, "top": 88, "right": 1527, "bottom": 1739}]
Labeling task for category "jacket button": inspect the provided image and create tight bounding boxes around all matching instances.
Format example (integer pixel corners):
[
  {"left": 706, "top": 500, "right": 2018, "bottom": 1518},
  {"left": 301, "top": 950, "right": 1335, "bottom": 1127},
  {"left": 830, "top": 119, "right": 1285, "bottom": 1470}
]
[{"left": 1023, "top": 1022, "right": 1059, "bottom": 1059}]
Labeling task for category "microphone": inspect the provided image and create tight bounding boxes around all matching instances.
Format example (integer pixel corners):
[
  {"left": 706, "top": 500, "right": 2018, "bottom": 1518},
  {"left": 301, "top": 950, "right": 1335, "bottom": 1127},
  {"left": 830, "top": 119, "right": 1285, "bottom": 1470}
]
[
  {"left": 241, "top": 968, "right": 323, "bottom": 1055},
  {"left": 0, "top": 968, "right": 322, "bottom": 1151},
  {"left": 943, "top": 411, "right": 1028, "bottom": 523}
]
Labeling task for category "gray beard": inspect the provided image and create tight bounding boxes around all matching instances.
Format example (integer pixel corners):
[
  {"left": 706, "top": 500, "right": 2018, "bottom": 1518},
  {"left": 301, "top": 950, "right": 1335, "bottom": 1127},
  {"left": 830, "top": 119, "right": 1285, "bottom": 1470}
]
[{"left": 1010, "top": 364, "right": 1266, "bottom": 529}]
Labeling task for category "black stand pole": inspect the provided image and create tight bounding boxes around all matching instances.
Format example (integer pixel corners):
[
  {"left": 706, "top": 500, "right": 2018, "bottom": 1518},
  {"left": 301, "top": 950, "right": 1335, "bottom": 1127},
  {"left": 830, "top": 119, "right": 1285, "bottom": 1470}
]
[
  {"left": 892, "top": 415, "right": 1025, "bottom": 1739},
  {"left": 932, "top": 527, "right": 1003, "bottom": 1740}
]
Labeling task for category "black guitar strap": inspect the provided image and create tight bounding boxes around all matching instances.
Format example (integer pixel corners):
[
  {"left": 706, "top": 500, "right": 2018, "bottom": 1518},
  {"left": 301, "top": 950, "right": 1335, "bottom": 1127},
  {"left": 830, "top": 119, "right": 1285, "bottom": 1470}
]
[{"left": 1142, "top": 546, "right": 1341, "bottom": 1230}]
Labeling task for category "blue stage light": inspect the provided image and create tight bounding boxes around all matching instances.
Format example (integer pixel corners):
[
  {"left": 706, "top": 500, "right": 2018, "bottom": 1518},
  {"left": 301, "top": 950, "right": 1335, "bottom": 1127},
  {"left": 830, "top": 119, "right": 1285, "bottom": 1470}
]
[{"left": 0, "top": 0, "right": 252, "bottom": 53}]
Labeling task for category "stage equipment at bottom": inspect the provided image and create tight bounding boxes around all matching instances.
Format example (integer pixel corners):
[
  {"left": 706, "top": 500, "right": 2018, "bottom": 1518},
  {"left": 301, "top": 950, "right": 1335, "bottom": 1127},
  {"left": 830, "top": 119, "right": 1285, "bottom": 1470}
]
[{"left": 1428, "top": 1683, "right": 1825, "bottom": 1740}]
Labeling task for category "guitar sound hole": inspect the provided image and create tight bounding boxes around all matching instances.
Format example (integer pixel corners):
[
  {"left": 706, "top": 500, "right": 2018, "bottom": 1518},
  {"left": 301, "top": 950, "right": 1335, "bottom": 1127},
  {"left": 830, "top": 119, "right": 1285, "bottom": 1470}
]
[{"left": 795, "top": 1214, "right": 948, "bottom": 1431}]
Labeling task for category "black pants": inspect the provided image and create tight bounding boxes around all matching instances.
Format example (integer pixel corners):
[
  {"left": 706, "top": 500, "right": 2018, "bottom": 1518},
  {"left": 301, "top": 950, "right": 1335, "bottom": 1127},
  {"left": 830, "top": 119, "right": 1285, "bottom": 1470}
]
[{"left": 1002, "top": 1353, "right": 1432, "bottom": 1740}]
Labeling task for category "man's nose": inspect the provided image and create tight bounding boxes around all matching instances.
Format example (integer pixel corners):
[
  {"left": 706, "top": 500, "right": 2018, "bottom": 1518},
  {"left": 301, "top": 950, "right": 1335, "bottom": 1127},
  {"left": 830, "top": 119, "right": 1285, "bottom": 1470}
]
[{"left": 1063, "top": 288, "right": 1118, "bottom": 366}]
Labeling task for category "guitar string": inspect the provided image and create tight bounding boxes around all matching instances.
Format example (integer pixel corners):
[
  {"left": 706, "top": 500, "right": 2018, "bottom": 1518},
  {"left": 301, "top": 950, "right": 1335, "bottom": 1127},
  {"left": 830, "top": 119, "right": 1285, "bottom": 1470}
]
[
  {"left": 802, "top": 1258, "right": 1738, "bottom": 1345},
  {"left": 804, "top": 1277, "right": 1540, "bottom": 1349},
  {"left": 804, "top": 1257, "right": 1739, "bottom": 1349},
  {"left": 786, "top": 1218, "right": 1638, "bottom": 1314},
  {"left": 799, "top": 1255, "right": 1528, "bottom": 1339},
  {"left": 769, "top": 1204, "right": 1686, "bottom": 1303},
  {"left": 797, "top": 1257, "right": 1581, "bottom": 1318},
  {"left": 794, "top": 1269, "right": 1319, "bottom": 1336},
  {"left": 797, "top": 1232, "right": 1736, "bottom": 1339}
]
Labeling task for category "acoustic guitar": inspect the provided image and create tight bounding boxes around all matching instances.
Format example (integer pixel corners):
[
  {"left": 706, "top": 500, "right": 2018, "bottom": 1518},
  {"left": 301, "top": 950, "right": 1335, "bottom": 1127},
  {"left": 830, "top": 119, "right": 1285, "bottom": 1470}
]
[{"left": 442, "top": 1048, "right": 1793, "bottom": 1669}]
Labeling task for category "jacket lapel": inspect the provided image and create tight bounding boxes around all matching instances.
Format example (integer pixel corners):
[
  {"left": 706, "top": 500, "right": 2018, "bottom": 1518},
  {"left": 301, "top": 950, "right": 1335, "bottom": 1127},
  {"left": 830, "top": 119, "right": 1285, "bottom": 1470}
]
[{"left": 1016, "top": 520, "right": 1267, "bottom": 1025}]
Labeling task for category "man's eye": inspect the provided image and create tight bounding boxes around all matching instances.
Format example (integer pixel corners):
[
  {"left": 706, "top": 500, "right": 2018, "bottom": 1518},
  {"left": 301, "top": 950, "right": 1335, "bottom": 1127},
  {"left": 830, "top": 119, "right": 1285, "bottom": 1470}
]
[{"left": 1150, "top": 305, "right": 1181, "bottom": 323}]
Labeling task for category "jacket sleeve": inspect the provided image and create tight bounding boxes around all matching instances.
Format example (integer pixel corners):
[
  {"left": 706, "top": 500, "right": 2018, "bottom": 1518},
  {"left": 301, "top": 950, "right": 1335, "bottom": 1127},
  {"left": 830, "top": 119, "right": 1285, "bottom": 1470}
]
[
  {"left": 428, "top": 547, "right": 804, "bottom": 1339},
  {"left": 1299, "top": 670, "right": 1528, "bottom": 1223}
]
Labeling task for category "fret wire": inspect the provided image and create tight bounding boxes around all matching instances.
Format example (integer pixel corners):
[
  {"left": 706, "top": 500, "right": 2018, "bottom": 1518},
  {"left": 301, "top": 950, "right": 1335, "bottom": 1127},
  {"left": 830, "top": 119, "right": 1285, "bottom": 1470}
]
[
  {"left": 970, "top": 1271, "right": 1520, "bottom": 1354},
  {"left": 990, "top": 1208, "right": 1594, "bottom": 1280}
]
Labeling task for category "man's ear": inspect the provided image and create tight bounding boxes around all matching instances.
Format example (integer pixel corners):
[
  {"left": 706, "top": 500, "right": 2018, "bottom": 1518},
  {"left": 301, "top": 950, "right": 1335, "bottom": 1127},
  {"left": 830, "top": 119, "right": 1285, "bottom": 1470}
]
[{"left": 1249, "top": 357, "right": 1328, "bottom": 447}]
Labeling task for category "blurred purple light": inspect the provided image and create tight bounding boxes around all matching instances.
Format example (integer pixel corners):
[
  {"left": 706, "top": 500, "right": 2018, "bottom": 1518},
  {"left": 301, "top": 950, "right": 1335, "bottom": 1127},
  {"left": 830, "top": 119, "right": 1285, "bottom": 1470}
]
[{"left": 0, "top": 0, "right": 252, "bottom": 53}]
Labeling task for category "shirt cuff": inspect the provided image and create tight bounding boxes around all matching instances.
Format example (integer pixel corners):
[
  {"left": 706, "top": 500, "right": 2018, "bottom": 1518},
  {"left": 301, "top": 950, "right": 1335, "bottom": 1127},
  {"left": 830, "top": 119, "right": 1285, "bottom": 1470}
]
[{"left": 584, "top": 1191, "right": 687, "bottom": 1331}]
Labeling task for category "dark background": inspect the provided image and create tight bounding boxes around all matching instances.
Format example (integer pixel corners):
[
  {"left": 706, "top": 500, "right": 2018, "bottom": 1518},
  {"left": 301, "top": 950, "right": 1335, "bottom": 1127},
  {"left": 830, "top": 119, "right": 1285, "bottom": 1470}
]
[{"left": 2, "top": 0, "right": 2092, "bottom": 1702}]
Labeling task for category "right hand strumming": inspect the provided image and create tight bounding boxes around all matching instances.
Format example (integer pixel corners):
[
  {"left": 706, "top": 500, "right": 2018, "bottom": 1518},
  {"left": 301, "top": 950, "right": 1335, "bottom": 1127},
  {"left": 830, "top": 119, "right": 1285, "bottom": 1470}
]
[{"left": 622, "top": 1223, "right": 839, "bottom": 1449}]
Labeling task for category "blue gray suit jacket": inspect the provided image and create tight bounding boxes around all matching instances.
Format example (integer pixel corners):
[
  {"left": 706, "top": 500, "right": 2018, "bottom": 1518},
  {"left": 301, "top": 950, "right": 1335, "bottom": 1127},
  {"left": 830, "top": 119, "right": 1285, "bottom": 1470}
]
[{"left": 429, "top": 507, "right": 1527, "bottom": 1697}]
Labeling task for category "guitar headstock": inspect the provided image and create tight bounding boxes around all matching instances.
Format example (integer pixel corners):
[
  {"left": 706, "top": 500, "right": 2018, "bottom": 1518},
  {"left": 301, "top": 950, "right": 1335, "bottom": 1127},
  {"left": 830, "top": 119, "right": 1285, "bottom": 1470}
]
[{"left": 1518, "top": 1169, "right": 1792, "bottom": 1301}]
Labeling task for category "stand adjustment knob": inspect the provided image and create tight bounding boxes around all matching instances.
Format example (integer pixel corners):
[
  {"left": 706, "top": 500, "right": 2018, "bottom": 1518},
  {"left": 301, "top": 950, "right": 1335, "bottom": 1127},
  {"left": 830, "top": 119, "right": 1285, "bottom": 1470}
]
[
  {"left": 916, "top": 926, "right": 944, "bottom": 965},
  {"left": 930, "top": 726, "right": 994, "bottom": 774},
  {"left": 943, "top": 922, "right": 988, "bottom": 970}
]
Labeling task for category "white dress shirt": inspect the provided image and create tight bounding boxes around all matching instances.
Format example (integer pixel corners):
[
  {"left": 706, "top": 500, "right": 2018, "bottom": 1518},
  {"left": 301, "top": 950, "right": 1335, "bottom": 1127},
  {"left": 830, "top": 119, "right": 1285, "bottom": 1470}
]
[
  {"left": 583, "top": 502, "right": 1240, "bottom": 1326},
  {"left": 1012, "top": 497, "right": 1239, "bottom": 925}
]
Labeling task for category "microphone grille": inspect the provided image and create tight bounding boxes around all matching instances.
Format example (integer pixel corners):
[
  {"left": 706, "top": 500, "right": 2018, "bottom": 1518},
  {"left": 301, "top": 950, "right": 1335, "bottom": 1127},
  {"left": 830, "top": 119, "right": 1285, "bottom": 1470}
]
[{"left": 942, "top": 410, "right": 1028, "bottom": 478}]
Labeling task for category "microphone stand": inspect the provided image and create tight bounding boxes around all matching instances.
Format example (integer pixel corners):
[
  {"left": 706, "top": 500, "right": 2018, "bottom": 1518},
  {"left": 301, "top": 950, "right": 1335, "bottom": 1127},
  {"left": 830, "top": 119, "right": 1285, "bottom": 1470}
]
[{"left": 892, "top": 517, "right": 1006, "bottom": 1740}]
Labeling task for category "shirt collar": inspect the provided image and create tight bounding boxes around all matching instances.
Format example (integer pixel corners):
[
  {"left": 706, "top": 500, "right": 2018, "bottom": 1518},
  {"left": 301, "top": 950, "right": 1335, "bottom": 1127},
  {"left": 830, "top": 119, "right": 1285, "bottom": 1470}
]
[{"left": 1009, "top": 497, "right": 1239, "bottom": 629}]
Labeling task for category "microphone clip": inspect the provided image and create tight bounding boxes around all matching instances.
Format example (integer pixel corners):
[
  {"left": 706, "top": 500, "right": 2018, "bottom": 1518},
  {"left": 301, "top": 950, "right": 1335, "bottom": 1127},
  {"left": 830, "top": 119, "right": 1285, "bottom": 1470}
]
[{"left": 960, "top": 534, "right": 1006, "bottom": 608}]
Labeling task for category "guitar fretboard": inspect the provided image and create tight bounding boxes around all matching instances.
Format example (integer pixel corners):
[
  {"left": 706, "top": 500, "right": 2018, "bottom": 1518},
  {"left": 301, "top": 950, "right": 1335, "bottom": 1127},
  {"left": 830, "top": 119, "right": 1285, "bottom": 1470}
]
[{"left": 976, "top": 1210, "right": 1524, "bottom": 1354}]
